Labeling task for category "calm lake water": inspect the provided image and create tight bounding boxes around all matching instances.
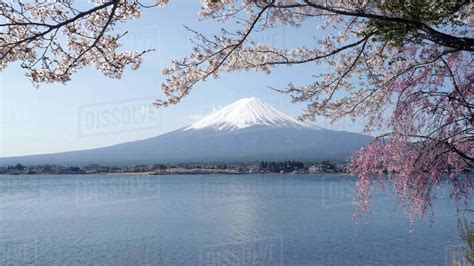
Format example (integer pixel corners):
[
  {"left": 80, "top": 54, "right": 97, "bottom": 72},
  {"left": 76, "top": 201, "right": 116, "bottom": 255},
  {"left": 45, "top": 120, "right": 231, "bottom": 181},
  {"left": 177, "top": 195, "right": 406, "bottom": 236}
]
[{"left": 0, "top": 174, "right": 469, "bottom": 265}]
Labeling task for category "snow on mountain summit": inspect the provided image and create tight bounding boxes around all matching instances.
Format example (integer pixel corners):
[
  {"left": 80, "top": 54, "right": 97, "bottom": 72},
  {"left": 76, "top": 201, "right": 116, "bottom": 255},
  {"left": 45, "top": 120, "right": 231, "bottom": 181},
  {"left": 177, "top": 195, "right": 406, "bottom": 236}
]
[
  {"left": 185, "top": 97, "right": 318, "bottom": 131},
  {"left": 0, "top": 97, "right": 372, "bottom": 166}
]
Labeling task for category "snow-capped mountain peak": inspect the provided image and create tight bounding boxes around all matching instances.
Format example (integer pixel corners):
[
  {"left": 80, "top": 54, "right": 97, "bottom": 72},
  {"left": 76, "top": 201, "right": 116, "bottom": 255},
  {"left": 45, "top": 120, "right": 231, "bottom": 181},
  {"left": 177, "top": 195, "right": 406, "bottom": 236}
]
[
  {"left": 185, "top": 97, "right": 318, "bottom": 131},
  {"left": 0, "top": 97, "right": 373, "bottom": 166}
]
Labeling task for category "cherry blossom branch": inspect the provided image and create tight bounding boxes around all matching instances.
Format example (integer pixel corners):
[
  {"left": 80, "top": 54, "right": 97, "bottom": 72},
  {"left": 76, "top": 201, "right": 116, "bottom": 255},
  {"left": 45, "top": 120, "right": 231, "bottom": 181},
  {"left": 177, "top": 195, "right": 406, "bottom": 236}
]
[
  {"left": 300, "top": 0, "right": 474, "bottom": 51},
  {"left": 0, "top": 0, "right": 162, "bottom": 83}
]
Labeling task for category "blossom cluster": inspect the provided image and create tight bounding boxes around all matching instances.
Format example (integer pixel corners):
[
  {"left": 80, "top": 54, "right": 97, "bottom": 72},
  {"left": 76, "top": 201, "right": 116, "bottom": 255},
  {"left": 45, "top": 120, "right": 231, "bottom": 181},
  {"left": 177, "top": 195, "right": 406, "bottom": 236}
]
[
  {"left": 158, "top": 0, "right": 473, "bottom": 221},
  {"left": 0, "top": 0, "right": 166, "bottom": 84}
]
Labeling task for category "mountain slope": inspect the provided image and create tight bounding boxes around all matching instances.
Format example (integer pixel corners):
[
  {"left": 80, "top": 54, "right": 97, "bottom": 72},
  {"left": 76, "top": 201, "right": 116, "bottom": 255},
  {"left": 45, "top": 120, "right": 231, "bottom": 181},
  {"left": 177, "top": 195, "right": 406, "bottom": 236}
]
[{"left": 0, "top": 97, "right": 373, "bottom": 165}]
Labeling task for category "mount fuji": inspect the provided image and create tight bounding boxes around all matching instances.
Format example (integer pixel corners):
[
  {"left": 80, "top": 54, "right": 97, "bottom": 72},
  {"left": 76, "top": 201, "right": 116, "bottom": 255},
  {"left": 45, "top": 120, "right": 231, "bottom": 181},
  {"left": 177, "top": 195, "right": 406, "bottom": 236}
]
[
  {"left": 184, "top": 97, "right": 314, "bottom": 131},
  {"left": 1, "top": 97, "right": 372, "bottom": 165}
]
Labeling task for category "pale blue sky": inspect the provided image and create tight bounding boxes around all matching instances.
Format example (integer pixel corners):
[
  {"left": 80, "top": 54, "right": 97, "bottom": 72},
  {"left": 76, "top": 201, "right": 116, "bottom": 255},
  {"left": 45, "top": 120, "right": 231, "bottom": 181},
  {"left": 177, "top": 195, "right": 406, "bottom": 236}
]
[{"left": 0, "top": 1, "right": 365, "bottom": 157}]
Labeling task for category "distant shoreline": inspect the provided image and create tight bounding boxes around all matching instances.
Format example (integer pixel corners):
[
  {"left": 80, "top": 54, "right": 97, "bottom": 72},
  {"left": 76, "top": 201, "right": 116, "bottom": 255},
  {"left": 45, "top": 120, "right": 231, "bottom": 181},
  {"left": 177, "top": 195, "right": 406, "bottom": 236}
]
[
  {"left": 0, "top": 161, "right": 349, "bottom": 176},
  {"left": 0, "top": 171, "right": 350, "bottom": 176}
]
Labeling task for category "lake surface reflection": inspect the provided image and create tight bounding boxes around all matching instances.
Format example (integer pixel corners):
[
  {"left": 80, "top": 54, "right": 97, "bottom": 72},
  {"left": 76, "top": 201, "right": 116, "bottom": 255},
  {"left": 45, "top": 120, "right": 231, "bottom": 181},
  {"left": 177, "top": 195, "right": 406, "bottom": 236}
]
[{"left": 0, "top": 174, "right": 467, "bottom": 265}]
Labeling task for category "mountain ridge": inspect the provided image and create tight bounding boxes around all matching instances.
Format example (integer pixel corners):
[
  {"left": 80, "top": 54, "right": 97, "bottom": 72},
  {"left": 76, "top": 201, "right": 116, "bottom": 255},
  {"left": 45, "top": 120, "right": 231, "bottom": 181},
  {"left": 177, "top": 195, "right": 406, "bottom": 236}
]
[{"left": 0, "top": 97, "right": 373, "bottom": 166}]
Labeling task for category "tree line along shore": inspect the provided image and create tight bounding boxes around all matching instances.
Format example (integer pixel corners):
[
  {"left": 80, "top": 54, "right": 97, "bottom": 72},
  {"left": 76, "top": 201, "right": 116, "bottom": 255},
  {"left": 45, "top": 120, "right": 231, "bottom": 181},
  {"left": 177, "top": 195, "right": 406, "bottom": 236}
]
[{"left": 0, "top": 160, "right": 348, "bottom": 175}]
